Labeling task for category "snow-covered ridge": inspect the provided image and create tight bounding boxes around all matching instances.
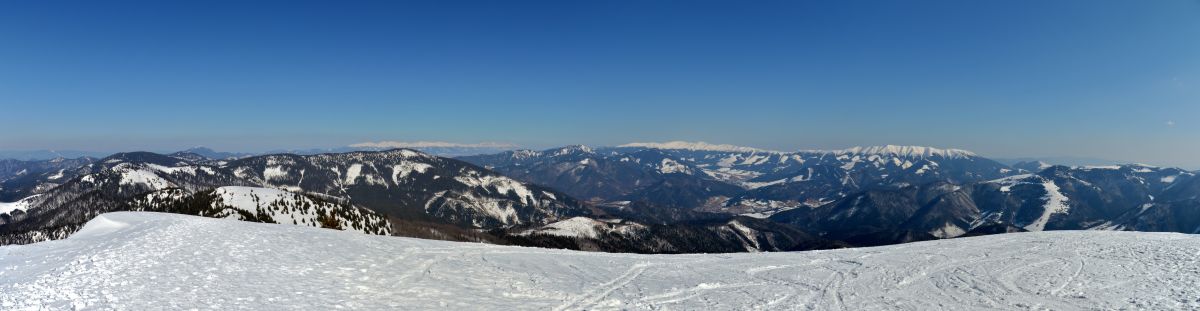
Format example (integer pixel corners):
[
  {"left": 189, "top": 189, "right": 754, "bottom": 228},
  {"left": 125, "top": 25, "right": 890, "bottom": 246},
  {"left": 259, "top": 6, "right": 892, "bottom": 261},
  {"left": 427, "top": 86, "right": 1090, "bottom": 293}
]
[
  {"left": 549, "top": 145, "right": 594, "bottom": 156},
  {"left": 210, "top": 186, "right": 388, "bottom": 234},
  {"left": 3, "top": 212, "right": 1197, "bottom": 310},
  {"left": 520, "top": 216, "right": 645, "bottom": 239},
  {"left": 113, "top": 163, "right": 173, "bottom": 191},
  {"left": 827, "top": 145, "right": 978, "bottom": 159},
  {"left": 619, "top": 141, "right": 779, "bottom": 153},
  {"left": 617, "top": 142, "right": 978, "bottom": 159}
]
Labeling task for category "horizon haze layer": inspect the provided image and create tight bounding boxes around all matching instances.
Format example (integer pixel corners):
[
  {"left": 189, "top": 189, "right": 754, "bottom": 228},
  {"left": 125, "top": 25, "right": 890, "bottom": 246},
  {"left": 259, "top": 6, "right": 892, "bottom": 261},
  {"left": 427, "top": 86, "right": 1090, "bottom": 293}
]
[{"left": 0, "top": 141, "right": 1181, "bottom": 170}]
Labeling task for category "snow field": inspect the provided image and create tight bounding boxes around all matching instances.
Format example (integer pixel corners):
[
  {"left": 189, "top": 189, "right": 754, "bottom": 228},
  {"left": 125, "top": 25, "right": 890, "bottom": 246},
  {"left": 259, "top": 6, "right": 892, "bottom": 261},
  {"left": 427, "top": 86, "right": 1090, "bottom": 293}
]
[{"left": 2, "top": 212, "right": 1198, "bottom": 310}]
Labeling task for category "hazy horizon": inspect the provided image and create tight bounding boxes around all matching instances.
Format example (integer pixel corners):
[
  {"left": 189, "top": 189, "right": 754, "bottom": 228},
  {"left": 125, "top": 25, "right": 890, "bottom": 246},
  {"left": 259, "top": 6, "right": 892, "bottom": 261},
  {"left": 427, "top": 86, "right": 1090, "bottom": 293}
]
[{"left": 0, "top": 140, "right": 1180, "bottom": 170}]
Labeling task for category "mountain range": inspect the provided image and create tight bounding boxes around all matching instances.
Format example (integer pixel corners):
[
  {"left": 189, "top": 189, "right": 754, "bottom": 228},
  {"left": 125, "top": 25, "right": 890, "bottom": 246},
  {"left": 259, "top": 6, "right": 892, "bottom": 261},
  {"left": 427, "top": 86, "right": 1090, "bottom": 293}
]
[{"left": 2, "top": 142, "right": 1197, "bottom": 253}]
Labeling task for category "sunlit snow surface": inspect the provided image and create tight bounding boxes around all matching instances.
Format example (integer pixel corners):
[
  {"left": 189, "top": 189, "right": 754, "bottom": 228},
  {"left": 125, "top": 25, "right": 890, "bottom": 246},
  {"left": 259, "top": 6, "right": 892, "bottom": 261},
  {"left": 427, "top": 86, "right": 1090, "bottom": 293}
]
[{"left": 2, "top": 213, "right": 1199, "bottom": 310}]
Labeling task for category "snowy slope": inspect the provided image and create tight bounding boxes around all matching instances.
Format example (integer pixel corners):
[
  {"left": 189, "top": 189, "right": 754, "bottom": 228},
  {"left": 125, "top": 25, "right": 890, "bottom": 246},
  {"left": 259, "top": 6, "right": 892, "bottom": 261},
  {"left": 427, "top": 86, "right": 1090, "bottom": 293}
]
[
  {"left": 0, "top": 195, "right": 40, "bottom": 216},
  {"left": 3, "top": 213, "right": 1198, "bottom": 310}
]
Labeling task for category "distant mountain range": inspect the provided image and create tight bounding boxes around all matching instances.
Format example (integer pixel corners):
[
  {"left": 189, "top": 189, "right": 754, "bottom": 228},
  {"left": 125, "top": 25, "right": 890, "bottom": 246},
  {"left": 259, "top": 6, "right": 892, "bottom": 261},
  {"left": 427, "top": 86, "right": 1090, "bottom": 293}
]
[
  {"left": 0, "top": 142, "right": 521, "bottom": 162},
  {"left": 0, "top": 150, "right": 110, "bottom": 161},
  {"left": 2, "top": 142, "right": 1197, "bottom": 253},
  {"left": 459, "top": 144, "right": 1011, "bottom": 219},
  {"left": 992, "top": 156, "right": 1127, "bottom": 167}
]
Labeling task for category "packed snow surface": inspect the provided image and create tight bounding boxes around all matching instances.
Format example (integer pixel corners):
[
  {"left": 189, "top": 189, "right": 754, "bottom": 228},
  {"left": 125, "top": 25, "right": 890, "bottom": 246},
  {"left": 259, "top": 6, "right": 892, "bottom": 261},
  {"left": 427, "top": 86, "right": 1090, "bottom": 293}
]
[{"left": 3, "top": 213, "right": 1199, "bottom": 310}]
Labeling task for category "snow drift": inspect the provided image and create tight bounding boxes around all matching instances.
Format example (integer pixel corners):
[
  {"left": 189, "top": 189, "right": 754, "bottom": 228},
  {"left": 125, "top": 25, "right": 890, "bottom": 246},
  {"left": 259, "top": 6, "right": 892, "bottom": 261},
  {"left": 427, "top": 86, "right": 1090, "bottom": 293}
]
[{"left": 2, "top": 212, "right": 1198, "bottom": 310}]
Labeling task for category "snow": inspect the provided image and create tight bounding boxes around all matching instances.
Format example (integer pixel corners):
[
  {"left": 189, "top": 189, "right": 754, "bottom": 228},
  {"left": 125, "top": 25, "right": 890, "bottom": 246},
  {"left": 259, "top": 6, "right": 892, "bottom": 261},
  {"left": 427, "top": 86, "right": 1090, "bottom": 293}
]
[
  {"left": 146, "top": 164, "right": 198, "bottom": 176},
  {"left": 742, "top": 178, "right": 788, "bottom": 189},
  {"left": 841, "top": 156, "right": 860, "bottom": 170},
  {"left": 657, "top": 158, "right": 688, "bottom": 174},
  {"left": 391, "top": 162, "right": 433, "bottom": 183},
  {"left": 349, "top": 141, "right": 517, "bottom": 149},
  {"left": 740, "top": 168, "right": 813, "bottom": 189},
  {"left": 619, "top": 141, "right": 779, "bottom": 153},
  {"left": 701, "top": 167, "right": 762, "bottom": 185},
  {"left": 716, "top": 155, "right": 739, "bottom": 167},
  {"left": 833, "top": 145, "right": 977, "bottom": 159},
  {"left": 3, "top": 212, "right": 1199, "bottom": 310},
  {"left": 454, "top": 173, "right": 535, "bottom": 205},
  {"left": 739, "top": 154, "right": 769, "bottom": 165},
  {"left": 522, "top": 217, "right": 646, "bottom": 239},
  {"left": 115, "top": 166, "right": 171, "bottom": 190},
  {"left": 430, "top": 170, "right": 545, "bottom": 227},
  {"left": 344, "top": 164, "right": 363, "bottom": 184},
  {"left": 1161, "top": 175, "right": 1178, "bottom": 183},
  {"left": 988, "top": 175, "right": 1072, "bottom": 231},
  {"left": 214, "top": 186, "right": 297, "bottom": 210},
  {"left": 1025, "top": 180, "right": 1071, "bottom": 231},
  {"left": 914, "top": 164, "right": 931, "bottom": 175},
  {"left": 990, "top": 173, "right": 1037, "bottom": 192},
  {"left": 345, "top": 164, "right": 397, "bottom": 187},
  {"left": 929, "top": 223, "right": 967, "bottom": 239},
  {"left": 74, "top": 214, "right": 131, "bottom": 236},
  {"left": 263, "top": 166, "right": 289, "bottom": 181},
  {"left": 46, "top": 170, "right": 64, "bottom": 180},
  {"left": 210, "top": 186, "right": 386, "bottom": 235},
  {"left": 550, "top": 145, "right": 594, "bottom": 156},
  {"left": 990, "top": 174, "right": 1033, "bottom": 188},
  {"left": 0, "top": 195, "right": 41, "bottom": 215},
  {"left": 726, "top": 220, "right": 761, "bottom": 251},
  {"left": 1080, "top": 165, "right": 1123, "bottom": 170},
  {"left": 736, "top": 199, "right": 813, "bottom": 218},
  {"left": 522, "top": 217, "right": 604, "bottom": 239}
]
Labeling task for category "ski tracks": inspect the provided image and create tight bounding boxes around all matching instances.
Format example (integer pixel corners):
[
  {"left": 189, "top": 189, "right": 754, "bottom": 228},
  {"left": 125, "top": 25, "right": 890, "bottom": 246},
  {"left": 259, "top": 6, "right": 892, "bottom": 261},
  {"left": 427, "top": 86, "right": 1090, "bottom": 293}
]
[{"left": 554, "top": 262, "right": 655, "bottom": 311}]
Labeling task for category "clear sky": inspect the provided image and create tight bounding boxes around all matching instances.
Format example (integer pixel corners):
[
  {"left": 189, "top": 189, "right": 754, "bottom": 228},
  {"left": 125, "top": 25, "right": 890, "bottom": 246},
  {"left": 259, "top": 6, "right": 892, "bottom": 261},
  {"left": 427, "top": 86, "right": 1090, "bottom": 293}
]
[{"left": 1, "top": 1, "right": 1198, "bottom": 167}]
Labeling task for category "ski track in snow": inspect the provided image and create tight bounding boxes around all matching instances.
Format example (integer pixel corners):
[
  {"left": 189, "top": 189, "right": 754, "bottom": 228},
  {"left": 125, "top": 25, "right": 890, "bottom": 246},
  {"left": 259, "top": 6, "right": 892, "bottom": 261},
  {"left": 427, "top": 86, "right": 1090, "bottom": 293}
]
[{"left": 2, "top": 212, "right": 1200, "bottom": 310}]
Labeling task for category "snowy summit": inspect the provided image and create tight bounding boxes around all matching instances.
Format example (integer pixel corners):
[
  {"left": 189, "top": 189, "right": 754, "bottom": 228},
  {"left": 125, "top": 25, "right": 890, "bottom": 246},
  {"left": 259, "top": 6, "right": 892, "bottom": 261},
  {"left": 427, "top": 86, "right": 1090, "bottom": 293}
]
[{"left": 2, "top": 212, "right": 1197, "bottom": 310}]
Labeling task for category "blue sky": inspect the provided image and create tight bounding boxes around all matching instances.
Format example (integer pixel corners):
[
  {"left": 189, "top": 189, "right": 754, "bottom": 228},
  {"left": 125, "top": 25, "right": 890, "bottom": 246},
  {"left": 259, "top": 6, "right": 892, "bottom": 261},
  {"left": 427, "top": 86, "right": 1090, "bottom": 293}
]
[{"left": 1, "top": 1, "right": 1198, "bottom": 167}]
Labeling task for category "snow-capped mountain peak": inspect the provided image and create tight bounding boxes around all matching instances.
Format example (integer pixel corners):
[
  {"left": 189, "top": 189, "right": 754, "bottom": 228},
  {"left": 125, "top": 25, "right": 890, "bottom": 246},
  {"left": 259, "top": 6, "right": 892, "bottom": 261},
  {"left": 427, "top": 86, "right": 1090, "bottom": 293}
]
[{"left": 830, "top": 145, "right": 978, "bottom": 159}]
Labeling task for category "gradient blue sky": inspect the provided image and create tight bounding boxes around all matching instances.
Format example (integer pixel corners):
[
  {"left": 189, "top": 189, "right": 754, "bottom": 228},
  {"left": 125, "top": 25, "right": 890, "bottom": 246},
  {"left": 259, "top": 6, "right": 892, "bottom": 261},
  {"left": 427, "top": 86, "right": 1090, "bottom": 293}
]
[{"left": 2, "top": 1, "right": 1198, "bottom": 167}]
